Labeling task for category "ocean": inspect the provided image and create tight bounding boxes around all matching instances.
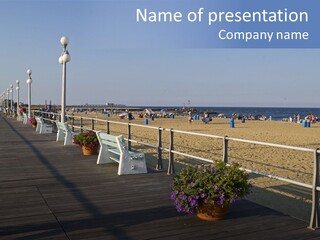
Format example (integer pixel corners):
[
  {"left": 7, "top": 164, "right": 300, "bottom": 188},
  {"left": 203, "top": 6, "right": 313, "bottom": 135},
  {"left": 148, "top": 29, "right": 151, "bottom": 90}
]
[
  {"left": 194, "top": 107, "right": 320, "bottom": 121},
  {"left": 138, "top": 106, "right": 320, "bottom": 121}
]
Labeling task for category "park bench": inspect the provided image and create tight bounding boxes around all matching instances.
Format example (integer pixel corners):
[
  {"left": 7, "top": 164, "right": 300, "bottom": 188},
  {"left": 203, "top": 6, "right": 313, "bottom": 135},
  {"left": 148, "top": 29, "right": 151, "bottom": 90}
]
[
  {"left": 22, "top": 113, "right": 28, "bottom": 125},
  {"left": 17, "top": 112, "right": 23, "bottom": 121},
  {"left": 55, "top": 121, "right": 78, "bottom": 145},
  {"left": 96, "top": 131, "right": 147, "bottom": 175},
  {"left": 35, "top": 116, "right": 53, "bottom": 134}
]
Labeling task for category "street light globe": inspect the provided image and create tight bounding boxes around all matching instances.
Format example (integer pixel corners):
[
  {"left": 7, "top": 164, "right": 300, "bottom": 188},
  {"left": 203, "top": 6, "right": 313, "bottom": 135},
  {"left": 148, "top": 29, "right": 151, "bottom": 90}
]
[
  {"left": 27, "top": 78, "right": 32, "bottom": 84},
  {"left": 61, "top": 52, "right": 71, "bottom": 63},
  {"left": 10, "top": 84, "right": 13, "bottom": 89},
  {"left": 27, "top": 69, "right": 32, "bottom": 75},
  {"left": 16, "top": 80, "right": 19, "bottom": 84},
  {"left": 60, "top": 36, "right": 69, "bottom": 46},
  {"left": 16, "top": 86, "right": 19, "bottom": 90},
  {"left": 58, "top": 56, "right": 64, "bottom": 64}
]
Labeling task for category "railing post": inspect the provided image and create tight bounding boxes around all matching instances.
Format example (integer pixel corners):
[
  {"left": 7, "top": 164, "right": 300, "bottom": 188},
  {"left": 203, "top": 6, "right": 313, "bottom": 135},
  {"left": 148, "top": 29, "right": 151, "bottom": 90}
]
[
  {"left": 156, "top": 127, "right": 163, "bottom": 170},
  {"left": 91, "top": 119, "right": 95, "bottom": 130},
  {"left": 127, "top": 124, "right": 131, "bottom": 151},
  {"left": 106, "top": 121, "right": 110, "bottom": 134},
  {"left": 72, "top": 116, "right": 75, "bottom": 132},
  {"left": 309, "top": 148, "right": 320, "bottom": 230},
  {"left": 80, "top": 117, "right": 83, "bottom": 133},
  {"left": 223, "top": 136, "right": 228, "bottom": 163},
  {"left": 168, "top": 128, "right": 175, "bottom": 175}
]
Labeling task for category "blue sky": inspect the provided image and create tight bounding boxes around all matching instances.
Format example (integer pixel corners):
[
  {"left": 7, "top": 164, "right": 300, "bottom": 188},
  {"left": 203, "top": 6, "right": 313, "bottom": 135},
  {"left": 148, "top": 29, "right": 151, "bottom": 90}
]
[{"left": 0, "top": 0, "right": 319, "bottom": 107}]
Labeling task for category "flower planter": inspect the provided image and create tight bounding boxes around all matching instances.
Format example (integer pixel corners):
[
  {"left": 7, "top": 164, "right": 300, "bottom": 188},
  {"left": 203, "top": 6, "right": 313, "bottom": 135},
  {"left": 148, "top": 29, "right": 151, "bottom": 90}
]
[
  {"left": 81, "top": 145, "right": 98, "bottom": 156},
  {"left": 170, "top": 162, "right": 251, "bottom": 219},
  {"left": 197, "top": 202, "right": 229, "bottom": 221}
]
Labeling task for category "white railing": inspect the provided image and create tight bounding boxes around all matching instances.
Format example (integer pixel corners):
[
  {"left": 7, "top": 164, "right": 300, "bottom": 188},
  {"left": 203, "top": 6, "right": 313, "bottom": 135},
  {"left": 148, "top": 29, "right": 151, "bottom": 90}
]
[{"left": 34, "top": 110, "right": 320, "bottom": 229}]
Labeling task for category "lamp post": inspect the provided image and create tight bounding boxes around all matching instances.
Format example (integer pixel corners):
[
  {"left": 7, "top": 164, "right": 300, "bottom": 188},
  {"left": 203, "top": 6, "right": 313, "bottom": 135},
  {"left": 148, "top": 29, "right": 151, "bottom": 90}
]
[
  {"left": 2, "top": 91, "right": 5, "bottom": 109},
  {"left": 6, "top": 88, "right": 9, "bottom": 110},
  {"left": 59, "top": 36, "right": 71, "bottom": 123},
  {"left": 26, "top": 69, "right": 32, "bottom": 119},
  {"left": 1, "top": 92, "right": 4, "bottom": 109},
  {"left": 10, "top": 84, "right": 13, "bottom": 113},
  {"left": 16, "top": 80, "right": 20, "bottom": 117}
]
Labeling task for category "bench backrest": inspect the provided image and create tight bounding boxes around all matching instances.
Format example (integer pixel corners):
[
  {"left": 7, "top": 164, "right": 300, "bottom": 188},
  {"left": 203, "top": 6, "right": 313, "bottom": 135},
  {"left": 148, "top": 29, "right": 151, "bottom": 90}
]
[
  {"left": 56, "top": 121, "right": 69, "bottom": 132},
  {"left": 35, "top": 116, "right": 42, "bottom": 125},
  {"left": 97, "top": 132, "right": 127, "bottom": 152}
]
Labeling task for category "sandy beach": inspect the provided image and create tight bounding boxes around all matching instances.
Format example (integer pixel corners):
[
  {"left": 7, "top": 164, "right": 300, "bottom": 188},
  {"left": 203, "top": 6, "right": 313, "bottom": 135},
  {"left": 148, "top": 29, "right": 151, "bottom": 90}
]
[
  {"left": 70, "top": 112, "right": 319, "bottom": 183},
  {"left": 69, "top": 111, "right": 320, "bottom": 221}
]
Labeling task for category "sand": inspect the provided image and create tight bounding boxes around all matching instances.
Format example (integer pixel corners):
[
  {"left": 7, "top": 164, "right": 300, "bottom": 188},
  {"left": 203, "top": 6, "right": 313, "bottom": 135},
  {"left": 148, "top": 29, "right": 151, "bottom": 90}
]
[
  {"left": 71, "top": 112, "right": 319, "bottom": 183},
  {"left": 68, "top": 111, "right": 320, "bottom": 221}
]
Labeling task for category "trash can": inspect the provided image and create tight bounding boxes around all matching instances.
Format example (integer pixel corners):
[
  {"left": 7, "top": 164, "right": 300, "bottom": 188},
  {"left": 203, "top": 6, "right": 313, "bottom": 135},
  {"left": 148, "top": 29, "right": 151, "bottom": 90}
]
[
  {"left": 144, "top": 119, "right": 149, "bottom": 125},
  {"left": 230, "top": 118, "right": 235, "bottom": 128}
]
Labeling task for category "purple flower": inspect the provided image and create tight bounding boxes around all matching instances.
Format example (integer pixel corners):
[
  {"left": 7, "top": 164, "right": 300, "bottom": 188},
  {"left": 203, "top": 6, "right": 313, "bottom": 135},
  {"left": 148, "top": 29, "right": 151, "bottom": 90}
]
[
  {"left": 170, "top": 192, "right": 177, "bottom": 200},
  {"left": 217, "top": 195, "right": 225, "bottom": 205},
  {"left": 179, "top": 193, "right": 187, "bottom": 200},
  {"left": 190, "top": 199, "right": 198, "bottom": 206},
  {"left": 200, "top": 193, "right": 206, "bottom": 198},
  {"left": 213, "top": 185, "right": 219, "bottom": 191}
]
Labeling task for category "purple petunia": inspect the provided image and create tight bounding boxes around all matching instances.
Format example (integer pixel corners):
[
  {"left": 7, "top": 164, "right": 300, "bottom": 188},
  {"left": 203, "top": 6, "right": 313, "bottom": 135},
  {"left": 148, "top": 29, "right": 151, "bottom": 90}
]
[{"left": 216, "top": 195, "right": 225, "bottom": 205}]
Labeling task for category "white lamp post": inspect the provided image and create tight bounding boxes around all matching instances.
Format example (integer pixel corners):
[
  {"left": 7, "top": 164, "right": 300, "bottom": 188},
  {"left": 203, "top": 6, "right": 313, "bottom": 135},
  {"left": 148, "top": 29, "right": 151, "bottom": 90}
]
[
  {"left": 2, "top": 92, "right": 5, "bottom": 109},
  {"left": 26, "top": 69, "right": 32, "bottom": 119},
  {"left": 16, "top": 80, "right": 20, "bottom": 118},
  {"left": 10, "top": 84, "right": 13, "bottom": 113},
  {"left": 59, "top": 36, "right": 71, "bottom": 123},
  {"left": 6, "top": 88, "right": 9, "bottom": 110},
  {"left": 0, "top": 92, "right": 2, "bottom": 108}
]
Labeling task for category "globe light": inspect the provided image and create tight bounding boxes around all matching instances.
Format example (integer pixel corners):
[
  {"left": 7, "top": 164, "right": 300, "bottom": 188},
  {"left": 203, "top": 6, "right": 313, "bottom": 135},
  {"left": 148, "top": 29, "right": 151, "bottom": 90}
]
[
  {"left": 61, "top": 52, "right": 71, "bottom": 63},
  {"left": 60, "top": 36, "right": 69, "bottom": 46}
]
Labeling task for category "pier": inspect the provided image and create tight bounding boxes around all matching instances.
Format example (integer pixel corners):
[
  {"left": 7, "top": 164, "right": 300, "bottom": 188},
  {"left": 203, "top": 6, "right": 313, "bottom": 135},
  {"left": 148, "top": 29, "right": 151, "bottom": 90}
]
[{"left": 1, "top": 116, "right": 319, "bottom": 239}]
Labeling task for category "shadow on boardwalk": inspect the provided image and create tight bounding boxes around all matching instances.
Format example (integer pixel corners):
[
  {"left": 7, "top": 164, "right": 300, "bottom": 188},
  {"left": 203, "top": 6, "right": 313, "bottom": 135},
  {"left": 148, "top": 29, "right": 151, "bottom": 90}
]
[{"left": 0, "top": 116, "right": 319, "bottom": 240}]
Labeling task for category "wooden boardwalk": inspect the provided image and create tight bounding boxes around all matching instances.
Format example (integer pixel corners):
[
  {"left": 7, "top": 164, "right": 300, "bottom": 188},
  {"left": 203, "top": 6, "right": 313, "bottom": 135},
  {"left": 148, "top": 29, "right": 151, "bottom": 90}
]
[{"left": 0, "top": 116, "right": 319, "bottom": 240}]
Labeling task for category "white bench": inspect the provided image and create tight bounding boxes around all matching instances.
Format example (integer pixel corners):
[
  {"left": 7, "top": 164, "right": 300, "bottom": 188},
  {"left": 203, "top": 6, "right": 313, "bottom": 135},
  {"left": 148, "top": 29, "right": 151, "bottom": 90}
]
[
  {"left": 17, "top": 112, "right": 24, "bottom": 122},
  {"left": 56, "top": 121, "right": 78, "bottom": 145},
  {"left": 96, "top": 131, "right": 147, "bottom": 175},
  {"left": 22, "top": 113, "right": 28, "bottom": 125},
  {"left": 35, "top": 116, "right": 53, "bottom": 134}
]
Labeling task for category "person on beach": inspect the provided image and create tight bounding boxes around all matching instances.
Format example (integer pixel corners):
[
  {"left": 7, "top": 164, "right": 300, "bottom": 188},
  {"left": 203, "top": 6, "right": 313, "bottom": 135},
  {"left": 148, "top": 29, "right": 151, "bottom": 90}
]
[{"left": 188, "top": 111, "right": 193, "bottom": 123}]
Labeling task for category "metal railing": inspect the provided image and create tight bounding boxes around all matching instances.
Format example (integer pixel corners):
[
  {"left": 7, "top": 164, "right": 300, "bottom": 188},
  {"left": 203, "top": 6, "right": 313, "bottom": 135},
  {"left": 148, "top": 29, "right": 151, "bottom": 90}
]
[{"left": 34, "top": 110, "right": 320, "bottom": 229}]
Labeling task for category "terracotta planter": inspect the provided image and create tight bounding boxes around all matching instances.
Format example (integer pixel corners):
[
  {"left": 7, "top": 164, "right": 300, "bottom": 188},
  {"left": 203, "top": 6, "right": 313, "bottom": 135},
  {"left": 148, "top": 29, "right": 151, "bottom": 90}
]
[
  {"left": 81, "top": 145, "right": 98, "bottom": 156},
  {"left": 197, "top": 202, "right": 229, "bottom": 221}
]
